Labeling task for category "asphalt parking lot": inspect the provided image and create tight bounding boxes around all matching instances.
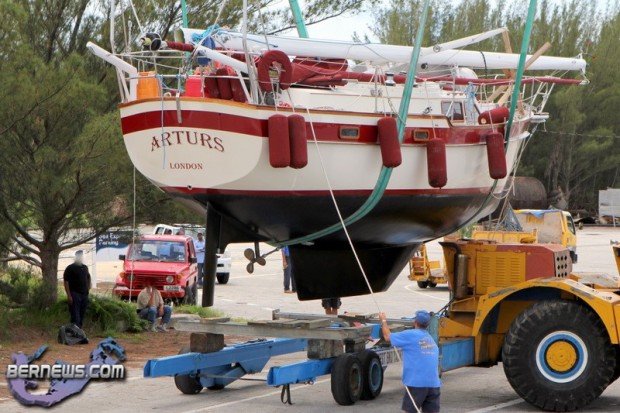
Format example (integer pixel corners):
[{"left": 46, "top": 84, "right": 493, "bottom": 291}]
[{"left": 2, "top": 227, "right": 620, "bottom": 412}]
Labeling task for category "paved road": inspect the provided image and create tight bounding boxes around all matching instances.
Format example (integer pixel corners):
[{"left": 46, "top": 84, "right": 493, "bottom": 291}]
[{"left": 2, "top": 227, "right": 620, "bottom": 412}]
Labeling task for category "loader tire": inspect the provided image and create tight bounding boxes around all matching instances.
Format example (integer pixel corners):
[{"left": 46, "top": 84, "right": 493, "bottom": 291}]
[
  {"left": 417, "top": 281, "right": 428, "bottom": 289},
  {"left": 174, "top": 345, "right": 203, "bottom": 394},
  {"left": 611, "top": 347, "right": 620, "bottom": 384},
  {"left": 502, "top": 300, "right": 615, "bottom": 412}
]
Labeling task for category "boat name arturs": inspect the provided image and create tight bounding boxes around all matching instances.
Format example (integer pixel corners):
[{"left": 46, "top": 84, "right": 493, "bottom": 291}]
[
  {"left": 169, "top": 162, "right": 204, "bottom": 170},
  {"left": 151, "top": 131, "right": 224, "bottom": 152}
]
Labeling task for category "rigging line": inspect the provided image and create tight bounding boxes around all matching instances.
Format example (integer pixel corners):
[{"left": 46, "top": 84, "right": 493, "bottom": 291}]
[
  {"left": 129, "top": 166, "right": 136, "bottom": 297},
  {"left": 127, "top": 0, "right": 145, "bottom": 35}
]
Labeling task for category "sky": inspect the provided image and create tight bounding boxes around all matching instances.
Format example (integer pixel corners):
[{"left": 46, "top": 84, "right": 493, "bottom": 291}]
[{"left": 276, "top": 0, "right": 380, "bottom": 41}]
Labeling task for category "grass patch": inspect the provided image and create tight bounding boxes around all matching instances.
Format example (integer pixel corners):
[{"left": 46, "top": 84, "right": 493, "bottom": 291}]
[{"left": 174, "top": 304, "right": 225, "bottom": 318}]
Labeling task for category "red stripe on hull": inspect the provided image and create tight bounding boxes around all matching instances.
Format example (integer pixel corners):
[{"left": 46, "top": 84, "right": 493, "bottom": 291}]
[
  {"left": 161, "top": 186, "right": 493, "bottom": 196},
  {"left": 121, "top": 105, "right": 522, "bottom": 145}
]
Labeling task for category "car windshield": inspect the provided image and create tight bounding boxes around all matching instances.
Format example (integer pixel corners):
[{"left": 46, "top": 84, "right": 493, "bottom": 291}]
[{"left": 128, "top": 240, "right": 186, "bottom": 262}]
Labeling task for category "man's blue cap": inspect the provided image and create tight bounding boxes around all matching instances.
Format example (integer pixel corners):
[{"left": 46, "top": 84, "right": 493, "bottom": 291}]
[{"left": 415, "top": 310, "right": 431, "bottom": 327}]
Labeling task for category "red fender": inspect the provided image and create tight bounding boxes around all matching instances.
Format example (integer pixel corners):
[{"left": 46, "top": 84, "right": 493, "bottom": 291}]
[
  {"left": 257, "top": 50, "right": 293, "bottom": 92},
  {"left": 377, "top": 117, "right": 402, "bottom": 168},
  {"left": 486, "top": 132, "right": 507, "bottom": 179},
  {"left": 288, "top": 115, "right": 308, "bottom": 169},
  {"left": 203, "top": 76, "right": 220, "bottom": 98},
  {"left": 427, "top": 138, "right": 447, "bottom": 188},
  {"left": 268, "top": 114, "right": 290, "bottom": 168},
  {"left": 478, "top": 106, "right": 510, "bottom": 125},
  {"left": 216, "top": 67, "right": 233, "bottom": 100}
]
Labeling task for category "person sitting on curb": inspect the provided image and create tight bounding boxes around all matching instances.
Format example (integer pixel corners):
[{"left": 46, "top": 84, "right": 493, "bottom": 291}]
[{"left": 137, "top": 279, "right": 172, "bottom": 332}]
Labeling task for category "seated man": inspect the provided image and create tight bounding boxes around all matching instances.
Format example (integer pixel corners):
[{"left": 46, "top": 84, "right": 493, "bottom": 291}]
[{"left": 137, "top": 279, "right": 172, "bottom": 332}]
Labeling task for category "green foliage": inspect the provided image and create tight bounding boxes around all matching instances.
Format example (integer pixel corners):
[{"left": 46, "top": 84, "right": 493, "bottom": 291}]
[
  {"left": 0, "top": 266, "right": 43, "bottom": 308},
  {"left": 86, "top": 295, "right": 147, "bottom": 333},
  {"left": 174, "top": 304, "right": 225, "bottom": 319}
]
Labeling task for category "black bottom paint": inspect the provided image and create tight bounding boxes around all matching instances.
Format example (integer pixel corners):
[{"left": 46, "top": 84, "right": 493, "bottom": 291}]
[{"left": 173, "top": 192, "right": 498, "bottom": 300}]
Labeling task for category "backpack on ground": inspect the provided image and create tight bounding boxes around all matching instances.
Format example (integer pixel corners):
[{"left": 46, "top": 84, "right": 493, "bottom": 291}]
[{"left": 57, "top": 324, "right": 89, "bottom": 345}]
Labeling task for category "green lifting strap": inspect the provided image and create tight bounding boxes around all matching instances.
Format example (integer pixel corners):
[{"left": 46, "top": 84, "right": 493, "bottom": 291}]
[
  {"left": 504, "top": 0, "right": 537, "bottom": 145},
  {"left": 458, "top": 0, "right": 538, "bottom": 230},
  {"left": 181, "top": 0, "right": 188, "bottom": 28},
  {"left": 277, "top": 0, "right": 431, "bottom": 247},
  {"left": 288, "top": 0, "right": 309, "bottom": 38}
]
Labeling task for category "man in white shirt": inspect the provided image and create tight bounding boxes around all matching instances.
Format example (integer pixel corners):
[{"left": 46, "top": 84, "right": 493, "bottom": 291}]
[
  {"left": 137, "top": 279, "right": 172, "bottom": 332},
  {"left": 194, "top": 232, "right": 206, "bottom": 287}
]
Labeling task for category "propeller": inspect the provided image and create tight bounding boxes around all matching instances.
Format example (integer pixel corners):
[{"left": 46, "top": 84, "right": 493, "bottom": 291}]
[{"left": 244, "top": 242, "right": 270, "bottom": 273}]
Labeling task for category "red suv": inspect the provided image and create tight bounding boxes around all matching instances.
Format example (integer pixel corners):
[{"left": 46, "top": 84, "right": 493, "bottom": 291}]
[{"left": 113, "top": 234, "right": 198, "bottom": 304}]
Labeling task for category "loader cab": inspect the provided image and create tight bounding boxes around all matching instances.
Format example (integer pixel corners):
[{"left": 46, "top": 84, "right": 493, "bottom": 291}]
[{"left": 514, "top": 209, "right": 578, "bottom": 263}]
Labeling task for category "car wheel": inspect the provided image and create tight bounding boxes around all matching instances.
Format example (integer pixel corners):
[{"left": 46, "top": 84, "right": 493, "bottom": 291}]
[{"left": 216, "top": 273, "right": 230, "bottom": 285}]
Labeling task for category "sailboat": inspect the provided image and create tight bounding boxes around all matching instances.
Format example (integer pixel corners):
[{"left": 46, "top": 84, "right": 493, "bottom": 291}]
[{"left": 88, "top": 3, "right": 586, "bottom": 306}]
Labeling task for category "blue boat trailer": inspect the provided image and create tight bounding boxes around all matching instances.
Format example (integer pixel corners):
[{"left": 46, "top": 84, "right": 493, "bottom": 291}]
[{"left": 143, "top": 313, "right": 475, "bottom": 406}]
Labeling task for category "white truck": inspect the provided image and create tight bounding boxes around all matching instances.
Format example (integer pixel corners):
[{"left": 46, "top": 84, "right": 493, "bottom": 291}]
[{"left": 153, "top": 224, "right": 232, "bottom": 284}]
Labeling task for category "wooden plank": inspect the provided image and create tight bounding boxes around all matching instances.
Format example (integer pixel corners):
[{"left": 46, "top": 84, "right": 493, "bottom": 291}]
[
  {"left": 298, "top": 319, "right": 333, "bottom": 329},
  {"left": 175, "top": 321, "right": 374, "bottom": 340},
  {"left": 267, "top": 319, "right": 306, "bottom": 328},
  {"left": 339, "top": 312, "right": 378, "bottom": 321}
]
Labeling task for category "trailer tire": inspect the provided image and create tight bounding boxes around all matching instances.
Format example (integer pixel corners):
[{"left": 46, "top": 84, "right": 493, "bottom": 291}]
[
  {"left": 502, "top": 300, "right": 615, "bottom": 412},
  {"left": 331, "top": 353, "right": 363, "bottom": 405},
  {"left": 417, "top": 281, "right": 428, "bottom": 289},
  {"left": 174, "top": 346, "right": 203, "bottom": 394},
  {"left": 358, "top": 350, "right": 384, "bottom": 400}
]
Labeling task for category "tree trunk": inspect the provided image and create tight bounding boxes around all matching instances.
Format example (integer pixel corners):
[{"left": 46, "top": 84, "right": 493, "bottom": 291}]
[{"left": 39, "top": 244, "right": 60, "bottom": 308}]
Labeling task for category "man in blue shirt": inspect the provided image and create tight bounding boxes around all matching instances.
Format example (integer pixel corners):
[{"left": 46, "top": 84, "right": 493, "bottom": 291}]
[
  {"left": 281, "top": 246, "right": 296, "bottom": 293},
  {"left": 380, "top": 310, "right": 441, "bottom": 413}
]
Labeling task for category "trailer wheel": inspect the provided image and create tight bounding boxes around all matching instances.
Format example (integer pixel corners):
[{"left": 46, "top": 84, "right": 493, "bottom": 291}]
[
  {"left": 417, "top": 281, "right": 428, "bottom": 289},
  {"left": 174, "top": 346, "right": 203, "bottom": 394},
  {"left": 358, "top": 350, "right": 384, "bottom": 400},
  {"left": 331, "top": 353, "right": 363, "bottom": 405},
  {"left": 502, "top": 300, "right": 615, "bottom": 411}
]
